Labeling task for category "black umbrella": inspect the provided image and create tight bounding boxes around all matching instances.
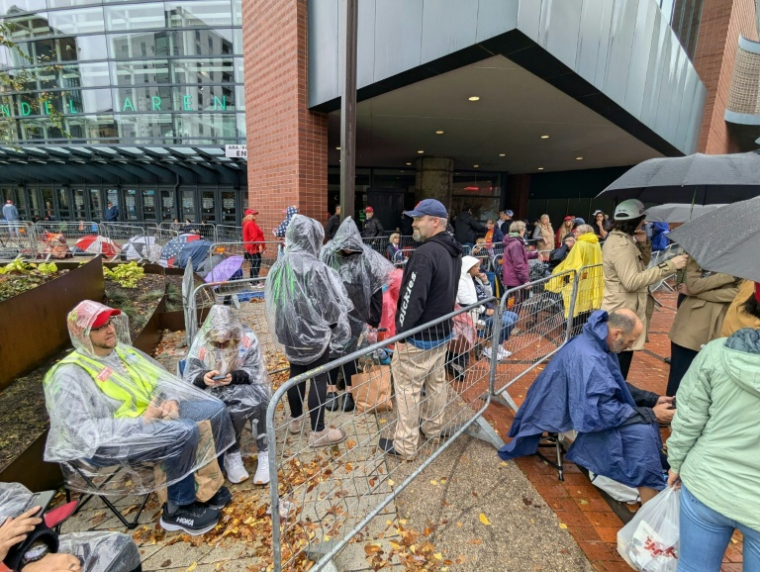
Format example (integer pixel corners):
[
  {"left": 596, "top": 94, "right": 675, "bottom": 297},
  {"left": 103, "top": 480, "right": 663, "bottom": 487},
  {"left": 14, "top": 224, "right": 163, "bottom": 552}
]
[
  {"left": 668, "top": 195, "right": 760, "bottom": 282},
  {"left": 597, "top": 152, "right": 760, "bottom": 205}
]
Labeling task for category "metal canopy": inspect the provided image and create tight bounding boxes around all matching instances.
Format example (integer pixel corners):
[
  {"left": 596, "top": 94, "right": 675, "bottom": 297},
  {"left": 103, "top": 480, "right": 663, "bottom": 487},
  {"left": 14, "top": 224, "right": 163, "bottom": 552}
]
[{"left": 0, "top": 145, "right": 247, "bottom": 187}]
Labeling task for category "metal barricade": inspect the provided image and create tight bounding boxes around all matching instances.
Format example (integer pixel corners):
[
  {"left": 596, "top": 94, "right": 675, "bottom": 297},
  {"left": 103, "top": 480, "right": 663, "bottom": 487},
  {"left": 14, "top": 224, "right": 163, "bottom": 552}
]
[
  {"left": 563, "top": 264, "right": 604, "bottom": 339},
  {"left": 159, "top": 221, "right": 216, "bottom": 242},
  {"left": 206, "top": 241, "right": 280, "bottom": 276},
  {"left": 491, "top": 270, "right": 576, "bottom": 410},
  {"left": 266, "top": 301, "right": 502, "bottom": 572},
  {"left": 101, "top": 222, "right": 149, "bottom": 245},
  {"left": 0, "top": 221, "right": 37, "bottom": 259},
  {"left": 35, "top": 221, "right": 100, "bottom": 243},
  {"left": 361, "top": 235, "right": 389, "bottom": 254},
  {"left": 648, "top": 243, "right": 682, "bottom": 293},
  {"left": 215, "top": 224, "right": 243, "bottom": 242}
]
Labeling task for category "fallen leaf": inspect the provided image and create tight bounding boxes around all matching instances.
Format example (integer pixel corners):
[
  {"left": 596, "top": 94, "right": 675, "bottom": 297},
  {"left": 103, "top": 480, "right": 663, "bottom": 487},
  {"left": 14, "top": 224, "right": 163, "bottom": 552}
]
[
  {"left": 186, "top": 563, "right": 197, "bottom": 572},
  {"left": 434, "top": 553, "right": 443, "bottom": 560},
  {"left": 559, "top": 523, "right": 568, "bottom": 529},
  {"left": 479, "top": 513, "right": 491, "bottom": 526},
  {"left": 469, "top": 539, "right": 482, "bottom": 545},
  {"left": 456, "top": 522, "right": 462, "bottom": 527},
  {"left": 430, "top": 480, "right": 439, "bottom": 486}
]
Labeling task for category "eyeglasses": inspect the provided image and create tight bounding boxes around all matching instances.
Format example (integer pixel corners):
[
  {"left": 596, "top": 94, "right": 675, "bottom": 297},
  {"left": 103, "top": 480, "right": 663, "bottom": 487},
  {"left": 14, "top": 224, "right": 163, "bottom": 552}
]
[{"left": 91, "top": 319, "right": 115, "bottom": 332}]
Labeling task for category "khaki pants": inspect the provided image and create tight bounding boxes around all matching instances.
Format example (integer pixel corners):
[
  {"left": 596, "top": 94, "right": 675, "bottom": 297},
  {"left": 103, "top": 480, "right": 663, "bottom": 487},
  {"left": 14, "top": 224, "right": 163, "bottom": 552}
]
[{"left": 392, "top": 341, "right": 448, "bottom": 459}]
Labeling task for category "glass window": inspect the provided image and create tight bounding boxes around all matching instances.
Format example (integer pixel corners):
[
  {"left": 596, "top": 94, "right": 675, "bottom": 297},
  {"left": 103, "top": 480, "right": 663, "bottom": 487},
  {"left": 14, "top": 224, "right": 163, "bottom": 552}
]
[
  {"left": 220, "top": 190, "right": 236, "bottom": 223},
  {"left": 142, "top": 188, "right": 156, "bottom": 220},
  {"left": 89, "top": 188, "right": 102, "bottom": 220},
  {"left": 63, "top": 62, "right": 111, "bottom": 87},
  {"left": 48, "top": 0, "right": 103, "bottom": 8},
  {"left": 57, "top": 188, "right": 71, "bottom": 219},
  {"left": 64, "top": 114, "right": 118, "bottom": 143},
  {"left": 164, "top": 1, "right": 232, "bottom": 28},
  {"left": 105, "top": 3, "right": 165, "bottom": 31},
  {"left": 181, "top": 189, "right": 195, "bottom": 221},
  {"left": 124, "top": 189, "right": 138, "bottom": 220},
  {"left": 72, "top": 188, "right": 86, "bottom": 219},
  {"left": 171, "top": 58, "right": 235, "bottom": 84},
  {"left": 106, "top": 189, "right": 119, "bottom": 207},
  {"left": 115, "top": 113, "right": 174, "bottom": 142},
  {"left": 200, "top": 190, "right": 215, "bottom": 222},
  {"left": 0, "top": 0, "right": 45, "bottom": 15},
  {"left": 114, "top": 85, "right": 175, "bottom": 112},
  {"left": 111, "top": 59, "right": 171, "bottom": 86},
  {"left": 175, "top": 113, "right": 237, "bottom": 142},
  {"left": 41, "top": 188, "right": 54, "bottom": 219},
  {"left": 160, "top": 189, "right": 174, "bottom": 221},
  {"left": 3, "top": 12, "right": 53, "bottom": 41},
  {"left": 16, "top": 35, "right": 108, "bottom": 64},
  {"left": 232, "top": 0, "right": 241, "bottom": 25},
  {"left": 47, "top": 7, "right": 105, "bottom": 35}
]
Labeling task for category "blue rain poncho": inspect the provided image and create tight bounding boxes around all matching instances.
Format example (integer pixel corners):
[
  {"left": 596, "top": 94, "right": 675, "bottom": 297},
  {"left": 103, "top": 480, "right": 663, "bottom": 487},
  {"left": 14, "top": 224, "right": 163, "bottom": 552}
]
[
  {"left": 498, "top": 311, "right": 666, "bottom": 490},
  {"left": 265, "top": 215, "right": 352, "bottom": 364}
]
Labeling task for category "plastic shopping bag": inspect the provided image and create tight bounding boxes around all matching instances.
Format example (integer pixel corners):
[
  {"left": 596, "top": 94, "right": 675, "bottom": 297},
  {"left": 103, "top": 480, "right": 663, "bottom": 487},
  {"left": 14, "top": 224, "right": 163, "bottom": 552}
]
[{"left": 617, "top": 487, "right": 680, "bottom": 572}]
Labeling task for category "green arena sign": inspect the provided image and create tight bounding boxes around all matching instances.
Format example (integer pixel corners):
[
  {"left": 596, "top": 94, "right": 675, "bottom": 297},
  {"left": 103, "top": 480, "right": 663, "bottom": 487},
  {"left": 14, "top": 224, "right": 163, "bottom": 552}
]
[{"left": 0, "top": 94, "right": 228, "bottom": 117}]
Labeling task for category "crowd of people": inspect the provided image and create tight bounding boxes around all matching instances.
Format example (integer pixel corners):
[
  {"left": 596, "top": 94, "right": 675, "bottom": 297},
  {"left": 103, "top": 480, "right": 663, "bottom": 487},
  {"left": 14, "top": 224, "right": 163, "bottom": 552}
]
[{"left": 4, "top": 196, "right": 757, "bottom": 572}]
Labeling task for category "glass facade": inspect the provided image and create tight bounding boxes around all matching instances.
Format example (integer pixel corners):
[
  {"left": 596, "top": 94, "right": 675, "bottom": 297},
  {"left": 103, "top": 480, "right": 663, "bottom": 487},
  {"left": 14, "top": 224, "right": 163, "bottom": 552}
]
[
  {"left": 658, "top": 0, "right": 704, "bottom": 60},
  {"left": 0, "top": 0, "right": 244, "bottom": 145}
]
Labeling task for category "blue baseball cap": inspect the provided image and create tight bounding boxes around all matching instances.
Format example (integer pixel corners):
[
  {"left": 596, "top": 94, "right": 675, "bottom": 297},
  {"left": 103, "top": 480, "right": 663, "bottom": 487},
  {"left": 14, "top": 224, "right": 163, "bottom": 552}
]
[
  {"left": 403, "top": 199, "right": 448, "bottom": 219},
  {"left": 505, "top": 209, "right": 514, "bottom": 217}
]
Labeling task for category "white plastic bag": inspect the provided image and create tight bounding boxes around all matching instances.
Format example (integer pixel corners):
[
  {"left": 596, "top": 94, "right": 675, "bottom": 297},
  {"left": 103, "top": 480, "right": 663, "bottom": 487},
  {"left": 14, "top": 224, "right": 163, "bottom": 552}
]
[
  {"left": 589, "top": 472, "right": 640, "bottom": 504},
  {"left": 617, "top": 487, "right": 680, "bottom": 572}
]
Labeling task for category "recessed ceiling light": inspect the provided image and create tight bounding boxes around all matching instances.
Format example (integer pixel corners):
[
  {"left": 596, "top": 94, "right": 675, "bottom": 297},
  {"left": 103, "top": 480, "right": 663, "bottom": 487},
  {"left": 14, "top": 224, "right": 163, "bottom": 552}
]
[
  {"left": 417, "top": 150, "right": 424, "bottom": 154},
  {"left": 473, "top": 164, "right": 479, "bottom": 168},
  {"left": 468, "top": 96, "right": 480, "bottom": 101},
  {"left": 335, "top": 146, "right": 341, "bottom": 150},
  {"left": 498, "top": 153, "right": 505, "bottom": 157},
  {"left": 576, "top": 156, "right": 584, "bottom": 160},
  {"left": 435, "top": 130, "right": 444, "bottom": 135},
  {"left": 540, "top": 135, "right": 550, "bottom": 139},
  {"left": 405, "top": 162, "right": 412, "bottom": 166},
  {"left": 400, "top": 170, "right": 405, "bottom": 173},
  {"left": 538, "top": 167, "right": 544, "bottom": 171}
]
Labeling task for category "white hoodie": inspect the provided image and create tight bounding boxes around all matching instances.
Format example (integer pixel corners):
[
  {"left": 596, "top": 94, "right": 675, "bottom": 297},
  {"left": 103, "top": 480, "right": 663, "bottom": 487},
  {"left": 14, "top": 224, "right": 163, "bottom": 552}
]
[{"left": 456, "top": 256, "right": 493, "bottom": 321}]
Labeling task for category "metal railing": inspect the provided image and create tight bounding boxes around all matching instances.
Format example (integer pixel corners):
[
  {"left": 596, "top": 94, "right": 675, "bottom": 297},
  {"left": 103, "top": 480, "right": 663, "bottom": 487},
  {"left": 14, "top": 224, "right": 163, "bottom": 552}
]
[
  {"left": 215, "top": 224, "right": 243, "bottom": 242},
  {"left": 0, "top": 222, "right": 37, "bottom": 259},
  {"left": 158, "top": 221, "right": 216, "bottom": 242}
]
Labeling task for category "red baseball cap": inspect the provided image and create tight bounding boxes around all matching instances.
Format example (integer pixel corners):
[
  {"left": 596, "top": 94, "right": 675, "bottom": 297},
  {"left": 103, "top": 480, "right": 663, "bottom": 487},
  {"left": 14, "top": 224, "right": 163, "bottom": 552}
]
[
  {"left": 92, "top": 308, "right": 121, "bottom": 329},
  {"left": 563, "top": 215, "right": 574, "bottom": 221},
  {"left": 365, "top": 206, "right": 374, "bottom": 213},
  {"left": 245, "top": 209, "right": 258, "bottom": 216}
]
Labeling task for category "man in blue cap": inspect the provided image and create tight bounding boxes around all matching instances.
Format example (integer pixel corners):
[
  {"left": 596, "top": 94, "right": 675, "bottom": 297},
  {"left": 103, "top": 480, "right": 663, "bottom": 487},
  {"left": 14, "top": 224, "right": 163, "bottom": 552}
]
[
  {"left": 497, "top": 209, "right": 513, "bottom": 233},
  {"left": 379, "top": 199, "right": 462, "bottom": 460}
]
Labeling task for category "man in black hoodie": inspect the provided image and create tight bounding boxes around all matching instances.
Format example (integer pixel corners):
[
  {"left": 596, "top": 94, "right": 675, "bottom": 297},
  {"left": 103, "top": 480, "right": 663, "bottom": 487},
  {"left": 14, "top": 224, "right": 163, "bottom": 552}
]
[
  {"left": 379, "top": 199, "right": 462, "bottom": 460},
  {"left": 454, "top": 204, "right": 486, "bottom": 247}
]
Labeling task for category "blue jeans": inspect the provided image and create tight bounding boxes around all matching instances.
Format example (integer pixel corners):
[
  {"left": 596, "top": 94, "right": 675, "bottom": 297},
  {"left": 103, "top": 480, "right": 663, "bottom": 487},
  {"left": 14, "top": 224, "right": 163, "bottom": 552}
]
[
  {"left": 678, "top": 485, "right": 760, "bottom": 572},
  {"left": 482, "top": 311, "right": 519, "bottom": 344}
]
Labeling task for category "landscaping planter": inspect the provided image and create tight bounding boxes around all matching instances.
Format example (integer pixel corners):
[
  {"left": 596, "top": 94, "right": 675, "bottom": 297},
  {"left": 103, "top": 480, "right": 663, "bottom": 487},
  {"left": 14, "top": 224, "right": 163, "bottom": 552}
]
[{"left": 0, "top": 257, "right": 104, "bottom": 391}]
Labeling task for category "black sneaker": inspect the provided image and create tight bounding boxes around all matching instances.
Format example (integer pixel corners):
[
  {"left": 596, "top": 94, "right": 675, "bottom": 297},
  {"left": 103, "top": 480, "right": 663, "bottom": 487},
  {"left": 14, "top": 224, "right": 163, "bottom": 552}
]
[
  {"left": 324, "top": 391, "right": 340, "bottom": 412},
  {"left": 342, "top": 392, "right": 355, "bottom": 413},
  {"left": 204, "top": 485, "right": 232, "bottom": 510},
  {"left": 160, "top": 502, "right": 220, "bottom": 536}
]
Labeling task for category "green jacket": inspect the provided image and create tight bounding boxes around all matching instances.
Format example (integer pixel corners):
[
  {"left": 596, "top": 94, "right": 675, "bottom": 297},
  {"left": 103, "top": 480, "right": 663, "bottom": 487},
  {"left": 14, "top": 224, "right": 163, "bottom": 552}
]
[{"left": 668, "top": 329, "right": 760, "bottom": 532}]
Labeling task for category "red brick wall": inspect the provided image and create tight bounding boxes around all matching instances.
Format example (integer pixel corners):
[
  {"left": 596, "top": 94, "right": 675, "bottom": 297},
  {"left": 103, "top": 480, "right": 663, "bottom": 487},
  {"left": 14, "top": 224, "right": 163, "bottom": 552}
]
[
  {"left": 693, "top": 0, "right": 758, "bottom": 153},
  {"left": 242, "top": 0, "right": 328, "bottom": 238}
]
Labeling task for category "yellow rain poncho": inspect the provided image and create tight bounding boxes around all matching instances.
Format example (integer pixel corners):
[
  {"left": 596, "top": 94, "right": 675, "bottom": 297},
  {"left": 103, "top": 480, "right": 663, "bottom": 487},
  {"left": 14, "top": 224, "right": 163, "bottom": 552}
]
[{"left": 546, "top": 233, "right": 603, "bottom": 318}]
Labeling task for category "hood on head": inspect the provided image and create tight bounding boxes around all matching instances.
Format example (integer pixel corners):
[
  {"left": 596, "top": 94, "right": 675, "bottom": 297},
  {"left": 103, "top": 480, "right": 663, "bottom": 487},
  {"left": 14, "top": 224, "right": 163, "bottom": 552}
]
[
  {"left": 285, "top": 214, "right": 324, "bottom": 255},
  {"left": 461, "top": 255, "right": 480, "bottom": 276},
  {"left": 723, "top": 329, "right": 760, "bottom": 398},
  {"left": 67, "top": 300, "right": 131, "bottom": 356},
  {"left": 205, "top": 305, "right": 244, "bottom": 342},
  {"left": 577, "top": 233, "right": 599, "bottom": 245},
  {"left": 330, "top": 216, "right": 364, "bottom": 253}
]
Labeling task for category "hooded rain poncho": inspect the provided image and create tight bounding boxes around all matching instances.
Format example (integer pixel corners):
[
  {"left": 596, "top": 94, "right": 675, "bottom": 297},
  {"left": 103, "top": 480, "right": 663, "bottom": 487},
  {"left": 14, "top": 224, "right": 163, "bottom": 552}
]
[
  {"left": 498, "top": 311, "right": 665, "bottom": 490},
  {"left": 265, "top": 215, "right": 352, "bottom": 364},
  {"left": 43, "top": 300, "right": 235, "bottom": 494},
  {"left": 184, "top": 305, "right": 271, "bottom": 451},
  {"left": 546, "top": 232, "right": 604, "bottom": 318},
  {"left": 320, "top": 216, "right": 393, "bottom": 352},
  {"left": 0, "top": 483, "right": 141, "bottom": 572}
]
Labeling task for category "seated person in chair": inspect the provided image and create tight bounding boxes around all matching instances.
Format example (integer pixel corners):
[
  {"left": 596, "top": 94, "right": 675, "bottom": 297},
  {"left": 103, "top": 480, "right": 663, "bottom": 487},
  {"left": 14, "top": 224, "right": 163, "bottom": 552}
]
[
  {"left": 0, "top": 482, "right": 142, "bottom": 572},
  {"left": 43, "top": 301, "right": 236, "bottom": 536},
  {"left": 498, "top": 309, "right": 675, "bottom": 504},
  {"left": 184, "top": 305, "right": 271, "bottom": 485}
]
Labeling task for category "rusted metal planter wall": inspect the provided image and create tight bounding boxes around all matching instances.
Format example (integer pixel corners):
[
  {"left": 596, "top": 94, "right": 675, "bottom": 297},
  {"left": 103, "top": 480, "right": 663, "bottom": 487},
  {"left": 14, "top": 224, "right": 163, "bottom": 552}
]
[{"left": 0, "top": 257, "right": 104, "bottom": 391}]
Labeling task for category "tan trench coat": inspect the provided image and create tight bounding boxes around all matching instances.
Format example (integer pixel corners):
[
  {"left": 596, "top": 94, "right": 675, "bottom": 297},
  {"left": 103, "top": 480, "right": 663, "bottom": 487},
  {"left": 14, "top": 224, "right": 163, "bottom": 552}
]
[
  {"left": 669, "top": 259, "right": 738, "bottom": 352},
  {"left": 721, "top": 280, "right": 760, "bottom": 337},
  {"left": 601, "top": 230, "right": 676, "bottom": 350}
]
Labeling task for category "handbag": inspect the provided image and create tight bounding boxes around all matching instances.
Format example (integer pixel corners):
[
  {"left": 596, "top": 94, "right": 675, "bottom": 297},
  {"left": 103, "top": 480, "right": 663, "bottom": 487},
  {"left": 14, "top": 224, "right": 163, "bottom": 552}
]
[{"left": 349, "top": 363, "right": 393, "bottom": 413}]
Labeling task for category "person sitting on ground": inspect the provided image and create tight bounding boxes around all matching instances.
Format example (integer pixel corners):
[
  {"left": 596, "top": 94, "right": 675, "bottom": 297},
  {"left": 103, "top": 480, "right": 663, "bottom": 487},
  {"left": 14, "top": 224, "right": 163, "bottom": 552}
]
[
  {"left": 320, "top": 216, "right": 393, "bottom": 412},
  {"left": 43, "top": 301, "right": 235, "bottom": 536},
  {"left": 499, "top": 309, "right": 675, "bottom": 504},
  {"left": 721, "top": 280, "right": 760, "bottom": 337},
  {"left": 458, "top": 256, "right": 518, "bottom": 363},
  {"left": 484, "top": 219, "right": 503, "bottom": 246},
  {"left": 184, "top": 305, "right": 272, "bottom": 485},
  {"left": 547, "top": 233, "right": 575, "bottom": 270},
  {"left": 0, "top": 483, "right": 141, "bottom": 572},
  {"left": 266, "top": 215, "right": 353, "bottom": 447}
]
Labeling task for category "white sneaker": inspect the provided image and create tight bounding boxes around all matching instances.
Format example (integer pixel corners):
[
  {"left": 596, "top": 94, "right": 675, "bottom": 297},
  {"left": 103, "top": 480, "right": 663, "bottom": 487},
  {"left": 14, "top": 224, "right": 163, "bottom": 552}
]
[
  {"left": 482, "top": 346, "right": 494, "bottom": 361},
  {"left": 497, "top": 346, "right": 512, "bottom": 361},
  {"left": 224, "top": 451, "right": 250, "bottom": 484},
  {"left": 253, "top": 451, "right": 270, "bottom": 485}
]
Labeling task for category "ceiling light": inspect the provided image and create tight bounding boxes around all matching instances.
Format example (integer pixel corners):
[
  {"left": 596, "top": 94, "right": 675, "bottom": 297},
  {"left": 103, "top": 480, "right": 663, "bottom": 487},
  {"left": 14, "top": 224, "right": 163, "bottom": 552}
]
[
  {"left": 540, "top": 135, "right": 550, "bottom": 139},
  {"left": 417, "top": 150, "right": 424, "bottom": 154},
  {"left": 468, "top": 96, "right": 480, "bottom": 101},
  {"left": 538, "top": 167, "right": 544, "bottom": 171},
  {"left": 335, "top": 146, "right": 341, "bottom": 150},
  {"left": 435, "top": 130, "right": 444, "bottom": 135},
  {"left": 498, "top": 153, "right": 505, "bottom": 157},
  {"left": 405, "top": 162, "right": 412, "bottom": 166},
  {"left": 576, "top": 156, "right": 584, "bottom": 160},
  {"left": 473, "top": 164, "right": 479, "bottom": 168}
]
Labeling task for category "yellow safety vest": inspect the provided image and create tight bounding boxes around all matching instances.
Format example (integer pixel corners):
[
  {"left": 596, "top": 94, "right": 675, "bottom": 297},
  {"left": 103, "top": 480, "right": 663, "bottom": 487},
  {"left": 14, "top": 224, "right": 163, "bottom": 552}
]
[{"left": 44, "top": 347, "right": 162, "bottom": 419}]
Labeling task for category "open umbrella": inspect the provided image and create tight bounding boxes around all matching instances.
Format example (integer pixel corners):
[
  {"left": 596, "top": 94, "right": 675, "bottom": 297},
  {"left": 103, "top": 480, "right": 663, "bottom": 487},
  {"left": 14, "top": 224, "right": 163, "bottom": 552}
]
[
  {"left": 204, "top": 255, "right": 244, "bottom": 283},
  {"left": 598, "top": 152, "right": 760, "bottom": 204},
  {"left": 122, "top": 235, "right": 157, "bottom": 260},
  {"left": 176, "top": 240, "right": 212, "bottom": 270},
  {"left": 644, "top": 203, "right": 728, "bottom": 223},
  {"left": 75, "top": 234, "right": 121, "bottom": 257},
  {"left": 668, "top": 195, "right": 760, "bottom": 282},
  {"left": 160, "top": 233, "right": 201, "bottom": 266}
]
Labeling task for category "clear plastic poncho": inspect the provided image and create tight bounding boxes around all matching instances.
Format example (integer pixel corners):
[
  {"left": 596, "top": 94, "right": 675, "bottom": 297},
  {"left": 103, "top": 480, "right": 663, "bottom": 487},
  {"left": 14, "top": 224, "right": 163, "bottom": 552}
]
[
  {"left": 0, "top": 483, "right": 141, "bottom": 572},
  {"left": 320, "top": 217, "right": 393, "bottom": 352},
  {"left": 184, "top": 306, "right": 271, "bottom": 451},
  {"left": 265, "top": 215, "right": 353, "bottom": 365},
  {"left": 43, "top": 300, "right": 235, "bottom": 494}
]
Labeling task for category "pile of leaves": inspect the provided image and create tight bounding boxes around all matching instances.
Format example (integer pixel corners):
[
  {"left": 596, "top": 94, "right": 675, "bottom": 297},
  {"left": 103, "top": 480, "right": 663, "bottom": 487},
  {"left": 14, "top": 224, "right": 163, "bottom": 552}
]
[
  {"left": 0, "top": 260, "right": 63, "bottom": 302},
  {"left": 103, "top": 261, "right": 145, "bottom": 288}
]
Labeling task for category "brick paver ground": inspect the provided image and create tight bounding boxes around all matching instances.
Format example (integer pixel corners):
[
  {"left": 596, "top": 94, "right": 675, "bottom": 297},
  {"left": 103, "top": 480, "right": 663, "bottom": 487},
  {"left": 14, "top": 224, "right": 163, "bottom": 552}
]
[{"left": 484, "top": 289, "right": 744, "bottom": 571}]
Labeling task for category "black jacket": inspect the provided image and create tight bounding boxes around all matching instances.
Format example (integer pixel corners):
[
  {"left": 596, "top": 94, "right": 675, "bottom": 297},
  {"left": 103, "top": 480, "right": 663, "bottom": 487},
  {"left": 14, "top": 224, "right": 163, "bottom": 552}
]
[
  {"left": 396, "top": 232, "right": 462, "bottom": 340},
  {"left": 454, "top": 211, "right": 486, "bottom": 245},
  {"left": 362, "top": 216, "right": 385, "bottom": 238},
  {"left": 547, "top": 244, "right": 570, "bottom": 270},
  {"left": 325, "top": 214, "right": 340, "bottom": 240}
]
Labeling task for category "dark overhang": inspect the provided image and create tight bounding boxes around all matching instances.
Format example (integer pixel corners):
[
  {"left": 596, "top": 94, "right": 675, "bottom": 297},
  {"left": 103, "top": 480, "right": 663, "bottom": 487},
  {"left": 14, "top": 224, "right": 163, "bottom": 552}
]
[{"left": 0, "top": 145, "right": 247, "bottom": 187}]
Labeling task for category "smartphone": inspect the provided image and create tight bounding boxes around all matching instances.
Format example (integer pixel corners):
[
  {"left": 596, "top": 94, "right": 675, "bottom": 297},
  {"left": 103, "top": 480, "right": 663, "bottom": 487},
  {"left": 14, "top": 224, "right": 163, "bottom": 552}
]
[
  {"left": 22, "top": 490, "right": 56, "bottom": 515},
  {"left": 211, "top": 374, "right": 226, "bottom": 381}
]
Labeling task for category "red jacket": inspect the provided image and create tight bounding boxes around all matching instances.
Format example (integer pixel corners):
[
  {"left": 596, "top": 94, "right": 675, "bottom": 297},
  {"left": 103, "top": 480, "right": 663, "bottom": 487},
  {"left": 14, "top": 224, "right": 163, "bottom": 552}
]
[{"left": 243, "top": 217, "right": 265, "bottom": 254}]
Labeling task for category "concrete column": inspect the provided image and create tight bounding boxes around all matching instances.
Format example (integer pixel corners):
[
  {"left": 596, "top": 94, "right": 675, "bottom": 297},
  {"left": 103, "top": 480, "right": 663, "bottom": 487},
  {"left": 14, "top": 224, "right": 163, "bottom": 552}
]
[
  {"left": 242, "top": 0, "right": 328, "bottom": 235},
  {"left": 414, "top": 157, "right": 453, "bottom": 209}
]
